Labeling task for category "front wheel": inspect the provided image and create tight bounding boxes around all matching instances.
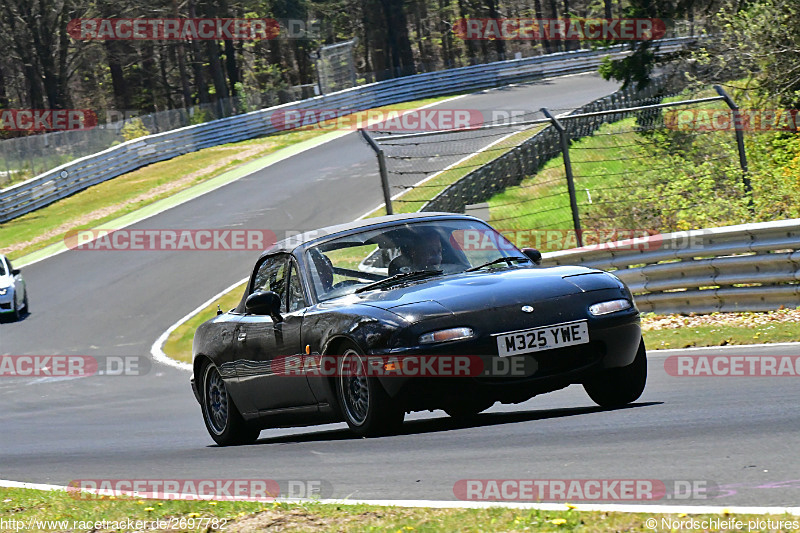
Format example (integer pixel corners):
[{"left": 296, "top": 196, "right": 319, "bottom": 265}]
[
  {"left": 201, "top": 362, "right": 260, "bottom": 446},
  {"left": 22, "top": 291, "right": 29, "bottom": 315},
  {"left": 336, "top": 343, "right": 404, "bottom": 437},
  {"left": 11, "top": 295, "right": 21, "bottom": 321},
  {"left": 583, "top": 338, "right": 647, "bottom": 408}
]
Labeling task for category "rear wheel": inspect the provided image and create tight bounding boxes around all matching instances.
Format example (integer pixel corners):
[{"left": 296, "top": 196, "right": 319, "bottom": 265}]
[
  {"left": 336, "top": 343, "right": 404, "bottom": 437},
  {"left": 22, "top": 291, "right": 28, "bottom": 314},
  {"left": 201, "top": 362, "right": 260, "bottom": 446},
  {"left": 584, "top": 338, "right": 647, "bottom": 407}
]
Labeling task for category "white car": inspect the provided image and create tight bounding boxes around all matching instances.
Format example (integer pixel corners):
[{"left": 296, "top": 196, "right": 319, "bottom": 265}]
[{"left": 0, "top": 255, "right": 28, "bottom": 321}]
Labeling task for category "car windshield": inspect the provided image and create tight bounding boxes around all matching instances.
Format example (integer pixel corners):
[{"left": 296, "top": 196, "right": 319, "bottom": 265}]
[
  {"left": 306, "top": 219, "right": 528, "bottom": 301},
  {"left": 0, "top": 258, "right": 6, "bottom": 276}
]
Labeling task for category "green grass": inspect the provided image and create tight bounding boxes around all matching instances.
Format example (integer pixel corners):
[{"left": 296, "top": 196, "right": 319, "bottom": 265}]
[
  {"left": 0, "top": 96, "right": 456, "bottom": 261},
  {"left": 643, "top": 321, "right": 800, "bottom": 350},
  {"left": 2, "top": 487, "right": 795, "bottom": 532},
  {"left": 485, "top": 81, "right": 800, "bottom": 245},
  {"left": 485, "top": 103, "right": 741, "bottom": 239}
]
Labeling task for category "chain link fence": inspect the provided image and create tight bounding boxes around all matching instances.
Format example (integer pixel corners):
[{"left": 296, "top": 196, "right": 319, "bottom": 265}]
[
  {"left": 363, "top": 72, "right": 753, "bottom": 253},
  {"left": 315, "top": 39, "right": 358, "bottom": 95}
]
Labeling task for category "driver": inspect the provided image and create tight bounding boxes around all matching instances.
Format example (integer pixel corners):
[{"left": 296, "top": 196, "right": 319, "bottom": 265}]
[{"left": 389, "top": 231, "right": 443, "bottom": 275}]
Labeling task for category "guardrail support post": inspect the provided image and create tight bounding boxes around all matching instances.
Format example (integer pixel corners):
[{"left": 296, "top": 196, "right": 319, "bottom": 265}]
[
  {"left": 360, "top": 129, "right": 393, "bottom": 215},
  {"left": 542, "top": 108, "right": 583, "bottom": 247},
  {"left": 714, "top": 85, "right": 753, "bottom": 209}
]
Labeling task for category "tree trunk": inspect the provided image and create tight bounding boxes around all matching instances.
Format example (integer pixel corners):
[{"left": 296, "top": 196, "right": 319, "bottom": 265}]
[
  {"left": 486, "top": 0, "right": 505, "bottom": 60},
  {"left": 187, "top": 0, "right": 210, "bottom": 104},
  {"left": 534, "top": 0, "right": 551, "bottom": 54}
]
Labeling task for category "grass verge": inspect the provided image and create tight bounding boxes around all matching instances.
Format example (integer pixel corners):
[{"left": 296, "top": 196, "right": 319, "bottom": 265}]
[
  {"left": 2, "top": 487, "right": 796, "bottom": 532},
  {"left": 641, "top": 308, "right": 800, "bottom": 350},
  {"left": 0, "top": 96, "right": 456, "bottom": 261}
]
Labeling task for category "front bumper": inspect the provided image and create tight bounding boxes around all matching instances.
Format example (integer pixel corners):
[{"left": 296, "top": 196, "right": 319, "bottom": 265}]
[
  {"left": 373, "top": 307, "right": 641, "bottom": 407},
  {"left": 0, "top": 290, "right": 15, "bottom": 312}
]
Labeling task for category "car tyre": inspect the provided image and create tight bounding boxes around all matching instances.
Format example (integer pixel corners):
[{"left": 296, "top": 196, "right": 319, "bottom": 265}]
[
  {"left": 11, "top": 295, "right": 21, "bottom": 322},
  {"left": 335, "top": 342, "right": 404, "bottom": 437},
  {"left": 22, "top": 291, "right": 29, "bottom": 315},
  {"left": 201, "top": 362, "right": 260, "bottom": 446},
  {"left": 583, "top": 338, "right": 647, "bottom": 408}
]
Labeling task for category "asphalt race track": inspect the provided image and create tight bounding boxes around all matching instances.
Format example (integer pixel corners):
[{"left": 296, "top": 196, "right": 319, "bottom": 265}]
[{"left": 2, "top": 73, "right": 799, "bottom": 507}]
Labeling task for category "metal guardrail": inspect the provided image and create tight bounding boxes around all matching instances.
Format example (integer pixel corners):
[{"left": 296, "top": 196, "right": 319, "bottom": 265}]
[
  {"left": 0, "top": 37, "right": 691, "bottom": 223},
  {"left": 541, "top": 219, "right": 800, "bottom": 314}
]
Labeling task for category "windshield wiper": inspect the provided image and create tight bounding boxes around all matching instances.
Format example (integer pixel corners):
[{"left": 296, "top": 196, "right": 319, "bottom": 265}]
[
  {"left": 354, "top": 269, "right": 443, "bottom": 294},
  {"left": 465, "top": 255, "right": 530, "bottom": 272}
]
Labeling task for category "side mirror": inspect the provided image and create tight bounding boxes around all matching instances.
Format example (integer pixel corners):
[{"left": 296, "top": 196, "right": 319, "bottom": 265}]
[
  {"left": 11, "top": 269, "right": 20, "bottom": 276},
  {"left": 522, "top": 248, "right": 542, "bottom": 266},
  {"left": 245, "top": 291, "right": 283, "bottom": 321}
]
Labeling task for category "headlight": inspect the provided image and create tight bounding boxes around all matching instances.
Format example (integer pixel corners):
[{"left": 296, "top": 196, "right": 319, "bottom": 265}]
[
  {"left": 419, "top": 327, "right": 473, "bottom": 344},
  {"left": 0, "top": 288, "right": 7, "bottom": 295},
  {"left": 589, "top": 299, "right": 632, "bottom": 316}
]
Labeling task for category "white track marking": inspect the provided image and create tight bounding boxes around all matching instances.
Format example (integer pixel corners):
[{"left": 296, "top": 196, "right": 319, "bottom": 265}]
[
  {"left": 149, "top": 277, "right": 247, "bottom": 372},
  {"left": 647, "top": 342, "right": 800, "bottom": 358},
  {"left": 0, "top": 479, "right": 798, "bottom": 515}
]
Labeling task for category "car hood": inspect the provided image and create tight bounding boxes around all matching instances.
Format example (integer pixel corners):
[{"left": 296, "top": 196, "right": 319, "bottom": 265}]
[{"left": 354, "top": 266, "right": 622, "bottom": 315}]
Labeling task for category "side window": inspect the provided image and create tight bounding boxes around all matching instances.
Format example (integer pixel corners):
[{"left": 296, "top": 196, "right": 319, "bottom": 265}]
[
  {"left": 253, "top": 256, "right": 288, "bottom": 307},
  {"left": 287, "top": 262, "right": 307, "bottom": 312}
]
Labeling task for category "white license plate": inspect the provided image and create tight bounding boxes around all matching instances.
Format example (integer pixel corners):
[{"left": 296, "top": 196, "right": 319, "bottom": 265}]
[{"left": 495, "top": 320, "right": 589, "bottom": 357}]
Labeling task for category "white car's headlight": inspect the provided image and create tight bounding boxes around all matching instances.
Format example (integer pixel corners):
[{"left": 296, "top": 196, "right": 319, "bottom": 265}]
[
  {"left": 589, "top": 299, "right": 632, "bottom": 316},
  {"left": 419, "top": 327, "right": 474, "bottom": 344}
]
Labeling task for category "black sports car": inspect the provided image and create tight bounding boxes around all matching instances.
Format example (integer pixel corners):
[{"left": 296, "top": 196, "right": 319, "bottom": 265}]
[{"left": 191, "top": 213, "right": 646, "bottom": 445}]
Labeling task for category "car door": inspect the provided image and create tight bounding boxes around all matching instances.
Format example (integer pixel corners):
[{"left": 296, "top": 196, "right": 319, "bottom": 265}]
[{"left": 235, "top": 253, "right": 316, "bottom": 411}]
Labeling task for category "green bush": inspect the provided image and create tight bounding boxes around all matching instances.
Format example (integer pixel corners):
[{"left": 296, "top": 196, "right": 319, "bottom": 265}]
[{"left": 120, "top": 118, "right": 151, "bottom": 141}]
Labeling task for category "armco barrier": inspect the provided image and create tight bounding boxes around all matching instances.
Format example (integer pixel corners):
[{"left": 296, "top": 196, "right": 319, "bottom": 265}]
[
  {"left": 541, "top": 219, "right": 800, "bottom": 314},
  {"left": 0, "top": 38, "right": 691, "bottom": 223}
]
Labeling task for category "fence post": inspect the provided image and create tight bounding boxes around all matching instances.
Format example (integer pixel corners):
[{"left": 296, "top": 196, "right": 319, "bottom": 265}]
[
  {"left": 713, "top": 85, "right": 753, "bottom": 207},
  {"left": 359, "top": 128, "right": 393, "bottom": 215},
  {"left": 541, "top": 108, "right": 583, "bottom": 247}
]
